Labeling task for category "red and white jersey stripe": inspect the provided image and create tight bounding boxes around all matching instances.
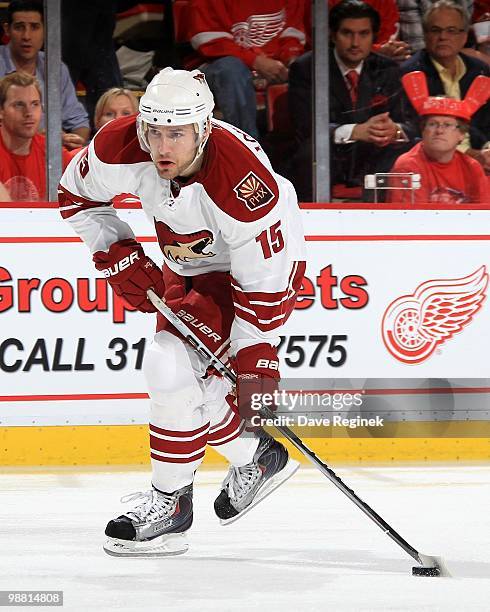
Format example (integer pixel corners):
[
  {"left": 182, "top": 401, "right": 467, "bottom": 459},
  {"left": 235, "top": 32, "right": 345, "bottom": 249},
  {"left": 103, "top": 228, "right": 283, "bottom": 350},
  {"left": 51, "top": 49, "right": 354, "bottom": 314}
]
[
  {"left": 231, "top": 261, "right": 305, "bottom": 332},
  {"left": 149, "top": 422, "right": 209, "bottom": 464},
  {"left": 207, "top": 402, "right": 244, "bottom": 446}
]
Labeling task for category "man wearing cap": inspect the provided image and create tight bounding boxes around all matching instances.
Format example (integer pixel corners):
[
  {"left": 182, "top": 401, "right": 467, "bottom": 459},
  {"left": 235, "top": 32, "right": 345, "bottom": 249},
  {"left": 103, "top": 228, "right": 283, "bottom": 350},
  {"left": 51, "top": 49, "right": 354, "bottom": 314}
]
[
  {"left": 389, "top": 72, "right": 489, "bottom": 203},
  {"left": 400, "top": 0, "right": 490, "bottom": 172}
]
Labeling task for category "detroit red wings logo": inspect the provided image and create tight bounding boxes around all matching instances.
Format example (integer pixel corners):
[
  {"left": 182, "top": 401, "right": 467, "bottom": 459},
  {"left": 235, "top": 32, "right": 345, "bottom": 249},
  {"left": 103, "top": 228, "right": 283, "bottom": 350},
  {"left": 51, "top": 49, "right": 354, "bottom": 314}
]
[
  {"left": 231, "top": 10, "right": 285, "bottom": 48},
  {"left": 234, "top": 171, "right": 274, "bottom": 210},
  {"left": 382, "top": 267, "right": 488, "bottom": 364},
  {"left": 155, "top": 221, "right": 215, "bottom": 264}
]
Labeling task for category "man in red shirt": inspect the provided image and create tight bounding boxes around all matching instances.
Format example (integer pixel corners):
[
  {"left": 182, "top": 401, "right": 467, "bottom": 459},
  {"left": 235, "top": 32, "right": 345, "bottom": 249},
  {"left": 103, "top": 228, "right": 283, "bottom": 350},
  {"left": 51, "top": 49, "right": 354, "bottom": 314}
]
[
  {"left": 389, "top": 71, "right": 489, "bottom": 204},
  {"left": 0, "top": 71, "right": 70, "bottom": 200},
  {"left": 188, "top": 0, "right": 305, "bottom": 139}
]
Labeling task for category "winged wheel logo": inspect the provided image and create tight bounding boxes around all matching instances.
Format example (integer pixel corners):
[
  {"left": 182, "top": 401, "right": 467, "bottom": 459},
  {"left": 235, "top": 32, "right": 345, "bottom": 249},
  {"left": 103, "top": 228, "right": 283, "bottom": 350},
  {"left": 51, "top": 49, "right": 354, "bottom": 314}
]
[{"left": 382, "top": 267, "right": 488, "bottom": 364}]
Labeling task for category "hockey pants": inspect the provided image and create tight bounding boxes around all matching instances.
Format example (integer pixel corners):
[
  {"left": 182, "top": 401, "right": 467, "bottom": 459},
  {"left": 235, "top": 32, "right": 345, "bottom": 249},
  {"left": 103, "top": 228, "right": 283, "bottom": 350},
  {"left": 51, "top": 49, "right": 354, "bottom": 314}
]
[{"left": 142, "top": 268, "right": 259, "bottom": 493}]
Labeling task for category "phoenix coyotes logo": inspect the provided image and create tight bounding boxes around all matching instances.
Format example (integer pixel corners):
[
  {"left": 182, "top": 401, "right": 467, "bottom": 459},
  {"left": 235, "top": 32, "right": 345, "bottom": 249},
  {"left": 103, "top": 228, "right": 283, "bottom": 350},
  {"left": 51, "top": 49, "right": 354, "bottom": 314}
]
[
  {"left": 382, "top": 267, "right": 488, "bottom": 364},
  {"left": 233, "top": 171, "right": 274, "bottom": 210},
  {"left": 155, "top": 221, "right": 215, "bottom": 264}
]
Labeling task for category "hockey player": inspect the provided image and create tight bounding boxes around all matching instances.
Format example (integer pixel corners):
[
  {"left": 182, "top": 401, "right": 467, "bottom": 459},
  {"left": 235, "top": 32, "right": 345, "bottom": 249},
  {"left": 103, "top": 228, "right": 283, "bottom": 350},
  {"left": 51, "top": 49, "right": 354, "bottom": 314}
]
[{"left": 58, "top": 68, "right": 306, "bottom": 556}]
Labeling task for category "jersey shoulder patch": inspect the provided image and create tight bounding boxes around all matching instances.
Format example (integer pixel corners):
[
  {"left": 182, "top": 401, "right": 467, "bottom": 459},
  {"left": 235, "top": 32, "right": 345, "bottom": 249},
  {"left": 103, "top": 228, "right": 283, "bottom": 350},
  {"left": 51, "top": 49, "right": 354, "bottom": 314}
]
[
  {"left": 93, "top": 114, "right": 151, "bottom": 165},
  {"left": 201, "top": 125, "right": 279, "bottom": 222}
]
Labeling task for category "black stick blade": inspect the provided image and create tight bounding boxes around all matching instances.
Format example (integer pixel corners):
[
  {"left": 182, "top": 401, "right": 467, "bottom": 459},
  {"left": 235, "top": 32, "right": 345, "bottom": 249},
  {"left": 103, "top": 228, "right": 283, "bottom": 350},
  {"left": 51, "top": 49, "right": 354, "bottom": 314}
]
[
  {"left": 412, "top": 566, "right": 441, "bottom": 577},
  {"left": 413, "top": 554, "right": 451, "bottom": 577}
]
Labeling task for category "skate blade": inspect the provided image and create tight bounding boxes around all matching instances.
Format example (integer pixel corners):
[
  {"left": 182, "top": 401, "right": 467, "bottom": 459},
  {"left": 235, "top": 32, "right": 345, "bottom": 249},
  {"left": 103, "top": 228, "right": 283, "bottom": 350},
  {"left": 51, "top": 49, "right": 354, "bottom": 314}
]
[
  {"left": 220, "top": 458, "right": 300, "bottom": 526},
  {"left": 103, "top": 532, "right": 189, "bottom": 557}
]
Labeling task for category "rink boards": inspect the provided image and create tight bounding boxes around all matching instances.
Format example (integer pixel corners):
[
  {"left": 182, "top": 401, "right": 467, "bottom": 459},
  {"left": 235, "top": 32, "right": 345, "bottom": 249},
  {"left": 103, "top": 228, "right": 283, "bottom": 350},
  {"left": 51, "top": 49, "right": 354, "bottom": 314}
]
[{"left": 0, "top": 203, "right": 489, "bottom": 465}]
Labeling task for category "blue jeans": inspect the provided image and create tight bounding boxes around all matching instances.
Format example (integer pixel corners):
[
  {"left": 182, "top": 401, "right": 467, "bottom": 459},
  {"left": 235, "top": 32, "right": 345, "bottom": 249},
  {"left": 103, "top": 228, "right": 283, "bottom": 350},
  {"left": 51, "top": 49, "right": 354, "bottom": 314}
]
[{"left": 203, "top": 57, "right": 259, "bottom": 139}]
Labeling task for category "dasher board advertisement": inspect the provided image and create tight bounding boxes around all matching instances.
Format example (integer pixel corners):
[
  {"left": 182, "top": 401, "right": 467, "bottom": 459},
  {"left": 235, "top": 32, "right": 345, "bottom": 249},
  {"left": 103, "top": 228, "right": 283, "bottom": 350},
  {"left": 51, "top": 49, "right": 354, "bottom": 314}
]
[{"left": 0, "top": 204, "right": 488, "bottom": 425}]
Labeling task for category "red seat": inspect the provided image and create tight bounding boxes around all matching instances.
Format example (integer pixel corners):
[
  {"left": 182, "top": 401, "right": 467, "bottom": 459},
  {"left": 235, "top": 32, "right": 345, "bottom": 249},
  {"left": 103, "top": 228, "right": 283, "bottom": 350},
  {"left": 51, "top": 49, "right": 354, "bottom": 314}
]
[{"left": 331, "top": 184, "right": 363, "bottom": 200}]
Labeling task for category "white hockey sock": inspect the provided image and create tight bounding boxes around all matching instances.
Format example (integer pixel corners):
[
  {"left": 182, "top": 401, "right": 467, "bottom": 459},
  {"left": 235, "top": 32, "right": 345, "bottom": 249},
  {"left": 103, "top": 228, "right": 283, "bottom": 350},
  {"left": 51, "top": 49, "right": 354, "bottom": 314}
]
[
  {"left": 204, "top": 375, "right": 259, "bottom": 467},
  {"left": 150, "top": 403, "right": 209, "bottom": 492}
]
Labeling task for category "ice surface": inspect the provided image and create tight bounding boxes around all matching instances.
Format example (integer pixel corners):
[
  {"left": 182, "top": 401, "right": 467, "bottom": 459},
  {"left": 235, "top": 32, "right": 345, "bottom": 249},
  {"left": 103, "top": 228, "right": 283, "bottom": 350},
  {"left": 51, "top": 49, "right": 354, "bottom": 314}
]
[{"left": 0, "top": 465, "right": 489, "bottom": 611}]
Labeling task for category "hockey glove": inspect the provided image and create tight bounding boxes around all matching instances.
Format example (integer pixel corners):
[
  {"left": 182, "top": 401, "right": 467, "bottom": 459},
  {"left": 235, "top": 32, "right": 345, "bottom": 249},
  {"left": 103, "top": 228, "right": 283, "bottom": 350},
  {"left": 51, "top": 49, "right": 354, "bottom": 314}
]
[
  {"left": 93, "top": 238, "right": 164, "bottom": 313},
  {"left": 231, "top": 343, "right": 280, "bottom": 423}
]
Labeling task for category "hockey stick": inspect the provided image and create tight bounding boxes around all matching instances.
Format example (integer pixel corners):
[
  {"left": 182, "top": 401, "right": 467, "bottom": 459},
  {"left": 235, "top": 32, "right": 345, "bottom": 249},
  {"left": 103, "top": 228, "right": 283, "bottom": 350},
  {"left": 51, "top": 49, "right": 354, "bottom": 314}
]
[{"left": 147, "top": 289, "right": 450, "bottom": 577}]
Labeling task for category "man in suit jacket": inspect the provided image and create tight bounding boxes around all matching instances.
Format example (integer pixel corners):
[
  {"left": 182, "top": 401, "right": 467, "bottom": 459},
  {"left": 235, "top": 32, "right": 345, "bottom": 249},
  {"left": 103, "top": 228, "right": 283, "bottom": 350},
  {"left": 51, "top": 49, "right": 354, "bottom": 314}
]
[
  {"left": 289, "top": 0, "right": 412, "bottom": 201},
  {"left": 400, "top": 0, "right": 490, "bottom": 172}
]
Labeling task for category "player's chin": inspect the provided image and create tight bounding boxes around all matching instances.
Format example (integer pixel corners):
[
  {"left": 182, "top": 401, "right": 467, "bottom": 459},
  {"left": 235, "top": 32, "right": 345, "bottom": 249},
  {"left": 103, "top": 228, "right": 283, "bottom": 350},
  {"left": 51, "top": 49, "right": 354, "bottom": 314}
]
[{"left": 155, "top": 163, "right": 177, "bottom": 179}]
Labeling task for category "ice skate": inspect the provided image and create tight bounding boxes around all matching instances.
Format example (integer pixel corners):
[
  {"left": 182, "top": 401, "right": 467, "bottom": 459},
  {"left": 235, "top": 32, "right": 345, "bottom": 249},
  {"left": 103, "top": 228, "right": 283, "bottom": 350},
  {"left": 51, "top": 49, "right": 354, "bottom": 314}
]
[
  {"left": 103, "top": 485, "right": 193, "bottom": 557},
  {"left": 214, "top": 437, "right": 300, "bottom": 525}
]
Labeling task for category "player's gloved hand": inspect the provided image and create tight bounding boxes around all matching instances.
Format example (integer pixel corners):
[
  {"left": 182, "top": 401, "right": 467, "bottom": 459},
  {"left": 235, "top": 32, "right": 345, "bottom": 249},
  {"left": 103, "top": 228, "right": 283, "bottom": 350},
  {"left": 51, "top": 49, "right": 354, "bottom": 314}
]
[
  {"left": 230, "top": 343, "right": 280, "bottom": 423},
  {"left": 93, "top": 238, "right": 164, "bottom": 313}
]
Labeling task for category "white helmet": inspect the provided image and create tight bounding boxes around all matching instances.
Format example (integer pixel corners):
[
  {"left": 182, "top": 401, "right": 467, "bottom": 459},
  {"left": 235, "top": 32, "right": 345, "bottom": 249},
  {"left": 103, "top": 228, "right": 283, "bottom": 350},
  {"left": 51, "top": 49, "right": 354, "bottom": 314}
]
[{"left": 137, "top": 67, "right": 214, "bottom": 157}]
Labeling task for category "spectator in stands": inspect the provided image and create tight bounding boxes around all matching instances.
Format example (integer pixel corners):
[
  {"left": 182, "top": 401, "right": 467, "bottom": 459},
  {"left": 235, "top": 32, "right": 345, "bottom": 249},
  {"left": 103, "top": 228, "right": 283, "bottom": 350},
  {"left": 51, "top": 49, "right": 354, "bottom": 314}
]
[
  {"left": 0, "top": 72, "right": 71, "bottom": 200},
  {"left": 336, "top": 0, "right": 411, "bottom": 60},
  {"left": 0, "top": 0, "right": 90, "bottom": 150},
  {"left": 93, "top": 87, "right": 139, "bottom": 132},
  {"left": 304, "top": 0, "right": 411, "bottom": 60},
  {"left": 77, "top": 87, "right": 141, "bottom": 206},
  {"left": 188, "top": 0, "right": 306, "bottom": 139},
  {"left": 400, "top": 0, "right": 489, "bottom": 171},
  {"left": 289, "top": 0, "right": 413, "bottom": 201},
  {"left": 61, "top": 0, "right": 123, "bottom": 125},
  {"left": 63, "top": 88, "right": 139, "bottom": 162},
  {"left": 389, "top": 72, "right": 489, "bottom": 203},
  {"left": 396, "top": 0, "right": 473, "bottom": 53}
]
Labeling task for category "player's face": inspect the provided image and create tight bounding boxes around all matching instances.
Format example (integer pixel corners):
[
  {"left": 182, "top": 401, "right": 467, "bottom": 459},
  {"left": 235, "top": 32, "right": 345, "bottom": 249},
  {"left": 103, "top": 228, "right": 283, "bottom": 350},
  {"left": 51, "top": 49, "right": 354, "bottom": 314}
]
[
  {"left": 147, "top": 124, "right": 199, "bottom": 179},
  {"left": 424, "top": 8, "right": 468, "bottom": 63},
  {"left": 422, "top": 114, "right": 464, "bottom": 159},
  {"left": 96, "top": 95, "right": 136, "bottom": 130},
  {"left": 0, "top": 84, "right": 42, "bottom": 140},
  {"left": 5, "top": 11, "right": 44, "bottom": 63},
  {"left": 331, "top": 18, "right": 373, "bottom": 68}
]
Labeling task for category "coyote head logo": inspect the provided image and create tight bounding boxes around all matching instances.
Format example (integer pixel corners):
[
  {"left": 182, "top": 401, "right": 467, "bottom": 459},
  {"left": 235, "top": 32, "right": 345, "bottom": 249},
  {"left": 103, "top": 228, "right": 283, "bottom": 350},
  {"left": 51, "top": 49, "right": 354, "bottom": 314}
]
[
  {"left": 382, "top": 267, "right": 488, "bottom": 364},
  {"left": 155, "top": 221, "right": 215, "bottom": 264}
]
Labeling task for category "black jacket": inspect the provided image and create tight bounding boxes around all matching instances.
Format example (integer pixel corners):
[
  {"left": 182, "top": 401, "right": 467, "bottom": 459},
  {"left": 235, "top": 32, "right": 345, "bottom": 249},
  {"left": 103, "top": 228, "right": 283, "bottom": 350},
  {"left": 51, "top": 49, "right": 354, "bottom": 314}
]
[
  {"left": 288, "top": 49, "right": 411, "bottom": 192},
  {"left": 400, "top": 49, "right": 490, "bottom": 149}
]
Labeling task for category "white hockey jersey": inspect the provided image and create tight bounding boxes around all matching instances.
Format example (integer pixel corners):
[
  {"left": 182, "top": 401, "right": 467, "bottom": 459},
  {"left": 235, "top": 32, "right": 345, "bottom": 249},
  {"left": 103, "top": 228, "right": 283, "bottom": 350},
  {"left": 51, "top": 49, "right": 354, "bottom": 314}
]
[{"left": 58, "top": 115, "right": 306, "bottom": 354}]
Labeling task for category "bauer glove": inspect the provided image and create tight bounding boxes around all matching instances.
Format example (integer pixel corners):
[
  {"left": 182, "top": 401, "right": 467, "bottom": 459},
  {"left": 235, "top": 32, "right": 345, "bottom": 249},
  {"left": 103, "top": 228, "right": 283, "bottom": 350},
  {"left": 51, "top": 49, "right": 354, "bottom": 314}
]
[
  {"left": 230, "top": 343, "right": 280, "bottom": 422},
  {"left": 93, "top": 238, "right": 164, "bottom": 313}
]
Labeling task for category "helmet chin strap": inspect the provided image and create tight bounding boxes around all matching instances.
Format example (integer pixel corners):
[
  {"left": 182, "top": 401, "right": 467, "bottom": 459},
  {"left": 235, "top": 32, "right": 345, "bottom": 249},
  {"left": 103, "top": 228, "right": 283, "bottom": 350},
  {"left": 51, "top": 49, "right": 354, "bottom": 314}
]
[
  {"left": 179, "top": 119, "right": 212, "bottom": 177},
  {"left": 136, "top": 115, "right": 151, "bottom": 153}
]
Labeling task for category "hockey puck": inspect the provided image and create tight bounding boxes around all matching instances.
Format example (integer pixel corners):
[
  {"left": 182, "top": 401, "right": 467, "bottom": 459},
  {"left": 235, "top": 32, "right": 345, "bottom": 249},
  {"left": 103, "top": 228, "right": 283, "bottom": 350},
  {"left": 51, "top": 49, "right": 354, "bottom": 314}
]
[{"left": 412, "top": 566, "right": 441, "bottom": 577}]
